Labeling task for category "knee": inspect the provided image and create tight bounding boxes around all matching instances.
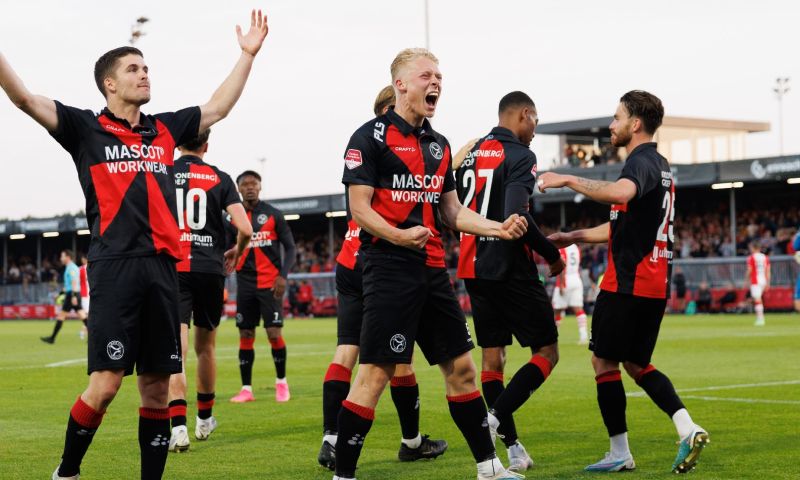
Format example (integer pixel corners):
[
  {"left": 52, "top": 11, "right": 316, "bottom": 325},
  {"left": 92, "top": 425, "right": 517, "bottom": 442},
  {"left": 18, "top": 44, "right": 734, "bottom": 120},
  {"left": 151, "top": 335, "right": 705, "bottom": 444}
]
[
  {"left": 481, "top": 347, "right": 506, "bottom": 373},
  {"left": 452, "top": 355, "right": 478, "bottom": 384},
  {"left": 239, "top": 329, "right": 255, "bottom": 339},
  {"left": 536, "top": 345, "right": 559, "bottom": 367},
  {"left": 394, "top": 363, "right": 415, "bottom": 377},
  {"left": 622, "top": 361, "right": 643, "bottom": 379},
  {"left": 266, "top": 327, "right": 281, "bottom": 341},
  {"left": 332, "top": 345, "right": 359, "bottom": 370}
]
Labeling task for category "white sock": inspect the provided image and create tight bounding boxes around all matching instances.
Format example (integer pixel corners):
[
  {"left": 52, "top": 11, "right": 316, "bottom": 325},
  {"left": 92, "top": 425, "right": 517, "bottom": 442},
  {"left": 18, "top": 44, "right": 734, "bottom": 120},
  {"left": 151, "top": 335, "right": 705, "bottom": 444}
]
[
  {"left": 477, "top": 457, "right": 504, "bottom": 477},
  {"left": 242, "top": 385, "right": 253, "bottom": 392},
  {"left": 276, "top": 377, "right": 287, "bottom": 384},
  {"left": 323, "top": 434, "right": 338, "bottom": 446},
  {"left": 755, "top": 304, "right": 764, "bottom": 320},
  {"left": 401, "top": 433, "right": 422, "bottom": 449},
  {"left": 609, "top": 432, "right": 630, "bottom": 457},
  {"left": 672, "top": 408, "right": 695, "bottom": 439}
]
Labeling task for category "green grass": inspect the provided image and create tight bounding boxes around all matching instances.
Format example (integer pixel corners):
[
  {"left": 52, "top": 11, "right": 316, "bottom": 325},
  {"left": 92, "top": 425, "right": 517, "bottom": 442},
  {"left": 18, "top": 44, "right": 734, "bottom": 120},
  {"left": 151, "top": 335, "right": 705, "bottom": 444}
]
[{"left": 1, "top": 313, "right": 799, "bottom": 479}]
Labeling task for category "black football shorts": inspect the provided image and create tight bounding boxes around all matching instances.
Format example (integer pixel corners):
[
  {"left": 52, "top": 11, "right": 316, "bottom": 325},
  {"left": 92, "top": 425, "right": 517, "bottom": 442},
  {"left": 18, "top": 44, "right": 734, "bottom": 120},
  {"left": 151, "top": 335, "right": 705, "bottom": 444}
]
[
  {"left": 359, "top": 252, "right": 474, "bottom": 366},
  {"left": 336, "top": 263, "right": 363, "bottom": 346},
  {"left": 589, "top": 290, "right": 667, "bottom": 367},
  {"left": 465, "top": 277, "right": 558, "bottom": 350},
  {"left": 235, "top": 275, "right": 284, "bottom": 329},
  {"left": 86, "top": 255, "right": 182, "bottom": 376},
  {"left": 62, "top": 292, "right": 84, "bottom": 313},
  {"left": 178, "top": 272, "right": 225, "bottom": 330}
]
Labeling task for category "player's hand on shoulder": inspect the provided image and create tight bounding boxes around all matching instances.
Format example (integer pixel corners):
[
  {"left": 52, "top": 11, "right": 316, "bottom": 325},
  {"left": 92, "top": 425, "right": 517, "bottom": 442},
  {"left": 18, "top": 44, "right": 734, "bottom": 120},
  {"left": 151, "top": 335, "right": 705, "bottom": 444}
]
[
  {"left": 548, "top": 257, "right": 566, "bottom": 277},
  {"left": 537, "top": 172, "right": 568, "bottom": 192},
  {"left": 498, "top": 214, "right": 527, "bottom": 240},
  {"left": 237, "top": 9, "right": 269, "bottom": 57},
  {"left": 452, "top": 137, "right": 480, "bottom": 170},
  {"left": 396, "top": 226, "right": 432, "bottom": 250}
]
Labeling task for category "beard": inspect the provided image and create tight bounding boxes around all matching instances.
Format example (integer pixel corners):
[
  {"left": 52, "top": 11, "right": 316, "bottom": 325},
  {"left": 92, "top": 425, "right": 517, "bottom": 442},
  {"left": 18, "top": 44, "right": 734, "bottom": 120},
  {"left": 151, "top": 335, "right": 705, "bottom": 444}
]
[{"left": 611, "top": 128, "right": 632, "bottom": 148}]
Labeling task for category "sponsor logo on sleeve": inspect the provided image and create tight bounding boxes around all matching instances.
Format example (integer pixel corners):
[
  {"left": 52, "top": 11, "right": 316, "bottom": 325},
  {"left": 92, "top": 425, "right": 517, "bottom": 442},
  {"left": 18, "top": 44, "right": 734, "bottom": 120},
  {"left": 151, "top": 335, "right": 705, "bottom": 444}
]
[{"left": 345, "top": 149, "right": 363, "bottom": 170}]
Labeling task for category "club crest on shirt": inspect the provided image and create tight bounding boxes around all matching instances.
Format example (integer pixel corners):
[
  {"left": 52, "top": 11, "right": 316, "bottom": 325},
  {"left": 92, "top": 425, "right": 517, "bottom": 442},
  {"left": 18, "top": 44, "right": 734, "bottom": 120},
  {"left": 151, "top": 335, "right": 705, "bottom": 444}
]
[
  {"left": 429, "top": 142, "right": 443, "bottom": 160},
  {"left": 257, "top": 214, "right": 268, "bottom": 225},
  {"left": 345, "top": 149, "right": 363, "bottom": 170}
]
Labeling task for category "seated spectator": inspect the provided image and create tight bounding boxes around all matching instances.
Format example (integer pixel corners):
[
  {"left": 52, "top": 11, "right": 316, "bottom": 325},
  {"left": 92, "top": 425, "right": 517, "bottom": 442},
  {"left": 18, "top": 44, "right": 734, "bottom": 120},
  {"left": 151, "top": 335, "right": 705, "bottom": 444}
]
[{"left": 696, "top": 282, "right": 713, "bottom": 313}]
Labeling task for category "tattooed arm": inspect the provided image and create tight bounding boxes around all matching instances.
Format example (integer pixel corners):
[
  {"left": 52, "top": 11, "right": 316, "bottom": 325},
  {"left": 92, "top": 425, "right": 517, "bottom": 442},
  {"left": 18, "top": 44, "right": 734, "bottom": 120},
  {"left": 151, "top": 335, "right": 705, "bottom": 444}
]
[{"left": 537, "top": 172, "right": 637, "bottom": 205}]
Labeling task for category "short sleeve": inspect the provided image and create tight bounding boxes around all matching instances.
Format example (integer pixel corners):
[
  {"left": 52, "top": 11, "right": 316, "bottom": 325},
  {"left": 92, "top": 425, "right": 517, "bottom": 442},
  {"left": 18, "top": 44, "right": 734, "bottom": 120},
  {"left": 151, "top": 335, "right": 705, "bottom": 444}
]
[
  {"left": 50, "top": 101, "right": 94, "bottom": 157},
  {"left": 155, "top": 106, "right": 201, "bottom": 147},
  {"left": 619, "top": 154, "right": 658, "bottom": 199},
  {"left": 442, "top": 141, "right": 455, "bottom": 193},
  {"left": 506, "top": 150, "right": 537, "bottom": 194},
  {"left": 341, "top": 129, "right": 379, "bottom": 187},
  {"left": 220, "top": 172, "right": 242, "bottom": 209}
]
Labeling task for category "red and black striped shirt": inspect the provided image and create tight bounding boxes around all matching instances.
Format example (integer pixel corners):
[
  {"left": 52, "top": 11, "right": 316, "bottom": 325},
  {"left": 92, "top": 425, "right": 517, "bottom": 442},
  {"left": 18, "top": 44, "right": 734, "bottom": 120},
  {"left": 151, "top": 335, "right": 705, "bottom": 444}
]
[{"left": 235, "top": 201, "right": 296, "bottom": 289}]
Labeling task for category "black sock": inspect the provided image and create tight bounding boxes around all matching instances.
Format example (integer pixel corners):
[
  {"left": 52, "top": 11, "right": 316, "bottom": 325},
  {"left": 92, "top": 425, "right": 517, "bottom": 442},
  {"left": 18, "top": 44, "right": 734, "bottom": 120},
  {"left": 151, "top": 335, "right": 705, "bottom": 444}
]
[
  {"left": 491, "top": 355, "right": 552, "bottom": 419},
  {"left": 390, "top": 374, "right": 420, "bottom": 441},
  {"left": 197, "top": 392, "right": 215, "bottom": 420},
  {"left": 58, "top": 397, "right": 104, "bottom": 477},
  {"left": 322, "top": 363, "right": 351, "bottom": 435},
  {"left": 168, "top": 399, "right": 187, "bottom": 428},
  {"left": 239, "top": 347, "right": 254, "bottom": 386},
  {"left": 635, "top": 365, "right": 685, "bottom": 417},
  {"left": 447, "top": 391, "right": 495, "bottom": 463},
  {"left": 139, "top": 408, "right": 170, "bottom": 480},
  {"left": 51, "top": 320, "right": 64, "bottom": 339},
  {"left": 271, "top": 347, "right": 287, "bottom": 379},
  {"left": 596, "top": 370, "right": 627, "bottom": 436},
  {"left": 334, "top": 400, "right": 374, "bottom": 478},
  {"left": 481, "top": 371, "right": 518, "bottom": 447}
]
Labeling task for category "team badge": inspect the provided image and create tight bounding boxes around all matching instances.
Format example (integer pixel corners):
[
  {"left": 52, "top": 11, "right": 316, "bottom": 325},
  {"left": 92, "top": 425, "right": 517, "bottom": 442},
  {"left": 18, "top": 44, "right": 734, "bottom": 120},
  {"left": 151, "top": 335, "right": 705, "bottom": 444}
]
[
  {"left": 106, "top": 340, "right": 124, "bottom": 360},
  {"left": 345, "top": 149, "right": 363, "bottom": 170},
  {"left": 389, "top": 334, "right": 407, "bottom": 353},
  {"left": 429, "top": 142, "right": 443, "bottom": 160},
  {"left": 257, "top": 214, "right": 268, "bottom": 225}
]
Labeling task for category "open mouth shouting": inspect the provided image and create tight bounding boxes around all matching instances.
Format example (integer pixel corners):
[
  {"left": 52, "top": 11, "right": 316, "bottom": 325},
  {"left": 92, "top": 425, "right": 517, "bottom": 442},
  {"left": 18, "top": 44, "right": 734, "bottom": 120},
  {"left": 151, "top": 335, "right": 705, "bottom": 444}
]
[{"left": 425, "top": 91, "right": 439, "bottom": 111}]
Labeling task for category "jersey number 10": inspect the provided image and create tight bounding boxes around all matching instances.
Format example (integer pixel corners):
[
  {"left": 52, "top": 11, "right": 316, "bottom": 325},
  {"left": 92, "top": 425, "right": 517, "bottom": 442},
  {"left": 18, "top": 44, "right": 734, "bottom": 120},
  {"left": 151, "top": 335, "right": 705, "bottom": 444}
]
[{"left": 176, "top": 188, "right": 208, "bottom": 230}]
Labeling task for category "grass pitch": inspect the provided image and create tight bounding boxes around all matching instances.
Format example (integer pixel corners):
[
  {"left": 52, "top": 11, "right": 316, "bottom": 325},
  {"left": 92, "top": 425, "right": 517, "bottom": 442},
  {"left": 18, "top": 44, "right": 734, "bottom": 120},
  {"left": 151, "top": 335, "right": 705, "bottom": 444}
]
[{"left": 1, "top": 313, "right": 798, "bottom": 479}]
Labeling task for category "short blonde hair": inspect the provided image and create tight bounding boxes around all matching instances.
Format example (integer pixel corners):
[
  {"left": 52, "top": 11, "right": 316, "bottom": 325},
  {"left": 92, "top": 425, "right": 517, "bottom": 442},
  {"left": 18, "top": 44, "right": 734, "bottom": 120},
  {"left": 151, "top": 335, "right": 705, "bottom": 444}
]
[
  {"left": 373, "top": 85, "right": 396, "bottom": 116},
  {"left": 390, "top": 48, "right": 439, "bottom": 81}
]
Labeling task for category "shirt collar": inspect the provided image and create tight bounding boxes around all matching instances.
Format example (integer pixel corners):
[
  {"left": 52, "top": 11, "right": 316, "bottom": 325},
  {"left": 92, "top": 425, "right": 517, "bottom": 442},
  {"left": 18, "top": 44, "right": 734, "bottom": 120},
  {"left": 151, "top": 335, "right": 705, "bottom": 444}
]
[
  {"left": 386, "top": 107, "right": 433, "bottom": 137},
  {"left": 628, "top": 142, "right": 657, "bottom": 156},
  {"left": 100, "top": 107, "right": 157, "bottom": 136},
  {"left": 177, "top": 154, "right": 203, "bottom": 164}
]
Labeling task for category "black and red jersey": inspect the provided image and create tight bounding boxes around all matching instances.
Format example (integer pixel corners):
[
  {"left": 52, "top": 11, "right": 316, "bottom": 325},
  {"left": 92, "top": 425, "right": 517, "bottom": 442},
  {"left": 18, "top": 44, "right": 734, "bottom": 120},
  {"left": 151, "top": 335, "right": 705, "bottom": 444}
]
[
  {"left": 336, "top": 218, "right": 362, "bottom": 271},
  {"left": 173, "top": 155, "right": 241, "bottom": 275},
  {"left": 341, "top": 108, "right": 454, "bottom": 268},
  {"left": 601, "top": 142, "right": 674, "bottom": 299},
  {"left": 50, "top": 101, "right": 200, "bottom": 262},
  {"left": 455, "top": 127, "right": 544, "bottom": 281},
  {"left": 235, "top": 201, "right": 296, "bottom": 289}
]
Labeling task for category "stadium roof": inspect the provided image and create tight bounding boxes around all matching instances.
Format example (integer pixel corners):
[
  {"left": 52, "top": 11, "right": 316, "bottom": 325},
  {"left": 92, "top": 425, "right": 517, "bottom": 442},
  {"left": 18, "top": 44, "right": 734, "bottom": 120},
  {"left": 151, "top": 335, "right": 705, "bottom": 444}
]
[{"left": 537, "top": 116, "right": 770, "bottom": 136}]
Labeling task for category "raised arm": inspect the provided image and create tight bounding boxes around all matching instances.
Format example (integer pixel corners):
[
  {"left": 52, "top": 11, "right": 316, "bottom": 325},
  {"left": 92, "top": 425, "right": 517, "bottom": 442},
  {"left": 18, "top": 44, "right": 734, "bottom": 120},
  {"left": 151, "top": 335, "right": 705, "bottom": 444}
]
[
  {"left": 0, "top": 52, "right": 58, "bottom": 131},
  {"left": 199, "top": 10, "right": 269, "bottom": 132},
  {"left": 438, "top": 190, "right": 527, "bottom": 240},
  {"left": 538, "top": 172, "right": 637, "bottom": 205}
]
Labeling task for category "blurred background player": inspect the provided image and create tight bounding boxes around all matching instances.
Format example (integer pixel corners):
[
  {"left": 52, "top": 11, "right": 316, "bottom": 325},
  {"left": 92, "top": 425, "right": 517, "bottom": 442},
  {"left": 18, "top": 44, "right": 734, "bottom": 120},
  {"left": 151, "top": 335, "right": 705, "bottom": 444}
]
[
  {"left": 231, "top": 170, "right": 297, "bottom": 403},
  {"left": 0, "top": 9, "right": 269, "bottom": 479},
  {"left": 167, "top": 129, "right": 252, "bottom": 452},
  {"left": 552, "top": 242, "right": 589, "bottom": 344},
  {"left": 78, "top": 254, "right": 90, "bottom": 340},
  {"left": 794, "top": 231, "right": 800, "bottom": 313},
  {"left": 540, "top": 90, "right": 709, "bottom": 474},
  {"left": 456, "top": 91, "right": 565, "bottom": 472},
  {"left": 41, "top": 250, "right": 86, "bottom": 344},
  {"left": 746, "top": 242, "right": 770, "bottom": 326},
  {"left": 318, "top": 85, "right": 447, "bottom": 471}
]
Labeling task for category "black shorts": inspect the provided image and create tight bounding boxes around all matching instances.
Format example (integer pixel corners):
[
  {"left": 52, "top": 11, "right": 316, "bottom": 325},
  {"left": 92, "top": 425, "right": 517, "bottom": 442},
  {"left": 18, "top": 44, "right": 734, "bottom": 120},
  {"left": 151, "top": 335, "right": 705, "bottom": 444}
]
[
  {"left": 465, "top": 277, "right": 558, "bottom": 350},
  {"left": 236, "top": 276, "right": 283, "bottom": 329},
  {"left": 360, "top": 253, "right": 474, "bottom": 366},
  {"left": 590, "top": 290, "right": 667, "bottom": 367},
  {"left": 336, "top": 264, "right": 363, "bottom": 346},
  {"left": 178, "top": 272, "right": 225, "bottom": 330},
  {"left": 62, "top": 292, "right": 83, "bottom": 313},
  {"left": 86, "top": 255, "right": 182, "bottom": 376}
]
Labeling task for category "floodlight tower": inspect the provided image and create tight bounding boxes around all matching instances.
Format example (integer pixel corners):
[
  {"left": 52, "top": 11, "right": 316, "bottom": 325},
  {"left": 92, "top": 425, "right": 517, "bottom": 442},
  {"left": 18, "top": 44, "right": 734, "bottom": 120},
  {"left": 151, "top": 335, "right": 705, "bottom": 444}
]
[{"left": 773, "top": 77, "right": 790, "bottom": 156}]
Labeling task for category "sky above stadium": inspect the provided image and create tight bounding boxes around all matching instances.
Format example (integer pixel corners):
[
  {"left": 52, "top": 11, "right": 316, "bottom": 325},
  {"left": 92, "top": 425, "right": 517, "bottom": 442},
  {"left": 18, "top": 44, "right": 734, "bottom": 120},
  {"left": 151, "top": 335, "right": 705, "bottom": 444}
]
[{"left": 0, "top": 0, "right": 798, "bottom": 218}]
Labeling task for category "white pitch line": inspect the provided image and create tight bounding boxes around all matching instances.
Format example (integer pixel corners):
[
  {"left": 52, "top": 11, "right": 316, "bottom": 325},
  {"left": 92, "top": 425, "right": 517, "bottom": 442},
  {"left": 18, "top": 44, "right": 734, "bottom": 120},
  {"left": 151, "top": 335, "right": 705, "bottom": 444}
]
[
  {"left": 680, "top": 395, "right": 800, "bottom": 406},
  {"left": 45, "top": 358, "right": 86, "bottom": 367},
  {"left": 627, "top": 379, "right": 800, "bottom": 398}
]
